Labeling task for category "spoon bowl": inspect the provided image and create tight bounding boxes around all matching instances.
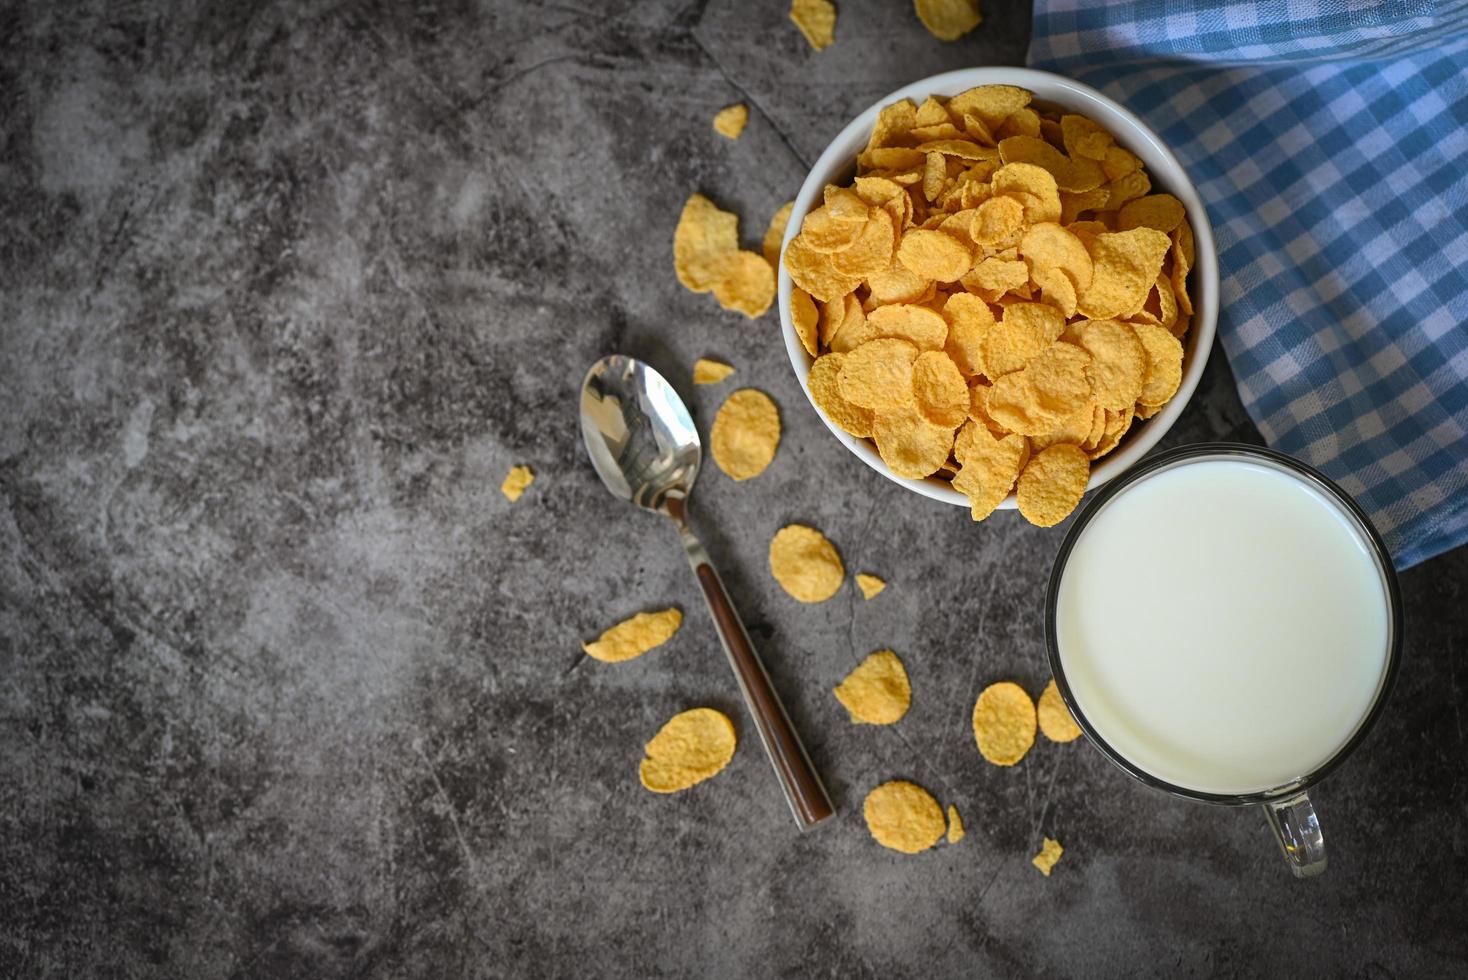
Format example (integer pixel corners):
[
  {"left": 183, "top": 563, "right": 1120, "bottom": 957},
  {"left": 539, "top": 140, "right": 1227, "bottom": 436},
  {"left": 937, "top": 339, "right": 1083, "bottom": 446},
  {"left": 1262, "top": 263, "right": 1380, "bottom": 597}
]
[{"left": 581, "top": 355, "right": 700, "bottom": 514}]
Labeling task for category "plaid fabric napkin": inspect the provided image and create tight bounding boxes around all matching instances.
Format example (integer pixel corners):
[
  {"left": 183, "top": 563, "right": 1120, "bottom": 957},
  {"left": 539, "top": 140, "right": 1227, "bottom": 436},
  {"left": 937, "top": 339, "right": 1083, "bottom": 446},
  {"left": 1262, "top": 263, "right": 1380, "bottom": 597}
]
[{"left": 1029, "top": 0, "right": 1468, "bottom": 569}]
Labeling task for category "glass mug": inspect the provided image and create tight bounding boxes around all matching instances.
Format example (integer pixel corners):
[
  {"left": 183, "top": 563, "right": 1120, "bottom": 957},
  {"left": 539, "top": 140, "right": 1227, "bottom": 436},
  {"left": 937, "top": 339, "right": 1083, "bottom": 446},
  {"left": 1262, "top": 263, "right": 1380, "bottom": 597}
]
[{"left": 1044, "top": 444, "right": 1402, "bottom": 877}]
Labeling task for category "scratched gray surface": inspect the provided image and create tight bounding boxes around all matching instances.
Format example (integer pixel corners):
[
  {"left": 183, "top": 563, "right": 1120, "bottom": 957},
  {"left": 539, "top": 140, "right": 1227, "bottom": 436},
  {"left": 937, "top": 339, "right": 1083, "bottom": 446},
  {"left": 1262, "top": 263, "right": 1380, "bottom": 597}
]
[{"left": 2, "top": 1, "right": 1467, "bottom": 977}]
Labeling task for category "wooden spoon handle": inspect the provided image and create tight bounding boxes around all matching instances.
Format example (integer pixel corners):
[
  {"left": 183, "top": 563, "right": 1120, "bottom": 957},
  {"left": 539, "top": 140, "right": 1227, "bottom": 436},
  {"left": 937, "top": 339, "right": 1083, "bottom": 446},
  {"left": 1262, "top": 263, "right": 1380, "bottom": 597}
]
[{"left": 689, "top": 556, "right": 833, "bottom": 828}]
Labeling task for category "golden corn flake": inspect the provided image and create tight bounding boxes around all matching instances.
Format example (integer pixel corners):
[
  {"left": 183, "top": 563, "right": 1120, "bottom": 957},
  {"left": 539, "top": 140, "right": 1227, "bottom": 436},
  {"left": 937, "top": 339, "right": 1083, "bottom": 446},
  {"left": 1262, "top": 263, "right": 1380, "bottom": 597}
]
[
  {"left": 785, "top": 236, "right": 863, "bottom": 303},
  {"left": 1088, "top": 407, "right": 1133, "bottom": 461},
  {"left": 986, "top": 342, "right": 1091, "bottom": 435},
  {"left": 866, "top": 303, "right": 948, "bottom": 350},
  {"left": 1133, "top": 321, "right": 1184, "bottom": 406},
  {"left": 674, "top": 193, "right": 739, "bottom": 293},
  {"left": 713, "top": 251, "right": 775, "bottom": 318},
  {"left": 713, "top": 103, "right": 749, "bottom": 140},
  {"left": 829, "top": 209, "right": 897, "bottom": 278},
  {"left": 1037, "top": 679, "right": 1082, "bottom": 743},
  {"left": 1028, "top": 399, "right": 1097, "bottom": 452},
  {"left": 1103, "top": 168, "right": 1150, "bottom": 211},
  {"left": 838, "top": 337, "right": 921, "bottom": 412},
  {"left": 984, "top": 301, "right": 1065, "bottom": 377},
  {"left": 896, "top": 228, "right": 973, "bottom": 282},
  {"left": 1020, "top": 222, "right": 1093, "bottom": 293},
  {"left": 914, "top": 0, "right": 982, "bottom": 41},
  {"left": 862, "top": 261, "right": 931, "bottom": 308},
  {"left": 500, "top": 464, "right": 534, "bottom": 502},
  {"left": 693, "top": 358, "right": 736, "bottom": 385},
  {"left": 992, "top": 162, "right": 1062, "bottom": 224},
  {"left": 972, "top": 681, "right": 1037, "bottom": 766},
  {"left": 998, "top": 136, "right": 1102, "bottom": 193},
  {"left": 964, "top": 255, "right": 1030, "bottom": 301},
  {"left": 873, "top": 406, "right": 954, "bottom": 479},
  {"left": 1073, "top": 318, "right": 1146, "bottom": 410},
  {"left": 769, "top": 524, "right": 845, "bottom": 603},
  {"left": 1061, "top": 114, "right": 1112, "bottom": 161},
  {"left": 789, "top": 0, "right": 836, "bottom": 50},
  {"left": 948, "top": 84, "right": 1031, "bottom": 130},
  {"left": 941, "top": 292, "right": 995, "bottom": 377},
  {"left": 911, "top": 350, "right": 969, "bottom": 428},
  {"left": 807, "top": 353, "right": 876, "bottom": 438},
  {"left": 1076, "top": 228, "right": 1171, "bottom": 320},
  {"left": 710, "top": 388, "right": 781, "bottom": 481},
  {"left": 1172, "top": 220, "right": 1195, "bottom": 316},
  {"left": 803, "top": 190, "right": 868, "bottom": 248},
  {"left": 583, "top": 608, "right": 683, "bottom": 663},
  {"left": 1117, "top": 193, "right": 1184, "bottom": 234},
  {"left": 1032, "top": 837, "right": 1064, "bottom": 876},
  {"left": 791, "top": 287, "right": 820, "bottom": 358},
  {"left": 863, "top": 780, "right": 947, "bottom": 853},
  {"left": 952, "top": 423, "right": 1027, "bottom": 520},
  {"left": 763, "top": 200, "right": 794, "bottom": 266},
  {"left": 833, "top": 649, "right": 911, "bottom": 724},
  {"left": 856, "top": 572, "right": 886, "bottom": 599},
  {"left": 946, "top": 805, "right": 965, "bottom": 844},
  {"left": 1016, "top": 444, "right": 1089, "bottom": 527},
  {"left": 639, "top": 707, "right": 736, "bottom": 793},
  {"left": 971, "top": 195, "right": 1026, "bottom": 248},
  {"left": 674, "top": 193, "right": 775, "bottom": 318}
]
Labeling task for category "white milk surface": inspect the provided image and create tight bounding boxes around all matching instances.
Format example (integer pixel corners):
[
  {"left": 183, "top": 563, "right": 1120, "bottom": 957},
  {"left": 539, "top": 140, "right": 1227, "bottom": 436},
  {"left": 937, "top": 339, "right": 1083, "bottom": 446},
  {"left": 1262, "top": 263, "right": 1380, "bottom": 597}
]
[{"left": 1055, "top": 458, "right": 1391, "bottom": 796}]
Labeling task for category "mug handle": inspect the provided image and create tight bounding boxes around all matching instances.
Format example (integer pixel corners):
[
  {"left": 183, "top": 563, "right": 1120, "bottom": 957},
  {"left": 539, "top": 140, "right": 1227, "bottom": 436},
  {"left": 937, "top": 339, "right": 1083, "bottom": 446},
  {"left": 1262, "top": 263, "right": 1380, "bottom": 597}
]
[{"left": 1262, "top": 791, "right": 1326, "bottom": 877}]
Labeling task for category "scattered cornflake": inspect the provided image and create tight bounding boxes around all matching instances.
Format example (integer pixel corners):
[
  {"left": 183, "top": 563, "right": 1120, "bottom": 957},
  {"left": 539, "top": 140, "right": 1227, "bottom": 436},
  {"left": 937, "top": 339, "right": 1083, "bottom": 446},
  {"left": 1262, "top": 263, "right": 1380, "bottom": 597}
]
[
  {"left": 863, "top": 780, "right": 947, "bottom": 853},
  {"left": 855, "top": 572, "right": 886, "bottom": 599},
  {"left": 1032, "top": 837, "right": 1064, "bottom": 876},
  {"left": 946, "top": 804, "right": 965, "bottom": 844},
  {"left": 673, "top": 193, "right": 775, "bottom": 318},
  {"left": 693, "top": 358, "right": 736, "bottom": 385},
  {"left": 790, "top": 0, "right": 837, "bottom": 51},
  {"left": 639, "top": 708, "right": 737, "bottom": 793},
  {"left": 769, "top": 524, "right": 845, "bottom": 603},
  {"left": 763, "top": 201, "right": 795, "bottom": 266},
  {"left": 501, "top": 465, "right": 534, "bottom": 502},
  {"left": 582, "top": 608, "right": 683, "bottom": 663},
  {"left": 710, "top": 389, "right": 781, "bottom": 480},
  {"left": 833, "top": 650, "right": 910, "bottom": 724},
  {"left": 972, "top": 680, "right": 1037, "bottom": 766},
  {"left": 914, "top": 0, "right": 983, "bottom": 41},
  {"left": 1037, "top": 679, "right": 1083, "bottom": 743},
  {"left": 713, "top": 103, "right": 749, "bottom": 140}
]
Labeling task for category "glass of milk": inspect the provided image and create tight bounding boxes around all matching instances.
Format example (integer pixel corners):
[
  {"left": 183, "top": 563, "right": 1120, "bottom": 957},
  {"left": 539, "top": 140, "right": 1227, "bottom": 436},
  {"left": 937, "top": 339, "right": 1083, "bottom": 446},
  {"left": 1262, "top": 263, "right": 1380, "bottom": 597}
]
[{"left": 1046, "top": 444, "right": 1402, "bottom": 877}]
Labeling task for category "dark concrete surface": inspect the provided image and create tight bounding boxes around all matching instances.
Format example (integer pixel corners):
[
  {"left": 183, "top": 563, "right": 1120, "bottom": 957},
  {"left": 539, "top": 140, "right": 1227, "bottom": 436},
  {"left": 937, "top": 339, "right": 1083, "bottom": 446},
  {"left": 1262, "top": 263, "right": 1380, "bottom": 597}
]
[{"left": 2, "top": 1, "right": 1466, "bottom": 977}]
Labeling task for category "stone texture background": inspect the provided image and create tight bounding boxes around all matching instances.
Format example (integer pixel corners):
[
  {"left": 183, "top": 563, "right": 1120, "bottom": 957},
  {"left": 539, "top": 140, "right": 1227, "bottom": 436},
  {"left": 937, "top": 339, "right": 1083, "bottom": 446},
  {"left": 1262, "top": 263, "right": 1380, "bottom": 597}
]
[{"left": 2, "top": 1, "right": 1466, "bottom": 977}]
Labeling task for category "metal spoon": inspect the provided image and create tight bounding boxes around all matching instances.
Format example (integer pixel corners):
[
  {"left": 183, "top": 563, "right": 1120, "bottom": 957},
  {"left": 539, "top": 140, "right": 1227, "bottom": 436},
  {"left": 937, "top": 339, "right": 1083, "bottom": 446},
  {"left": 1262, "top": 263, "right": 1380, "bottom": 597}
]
[{"left": 580, "top": 354, "right": 834, "bottom": 829}]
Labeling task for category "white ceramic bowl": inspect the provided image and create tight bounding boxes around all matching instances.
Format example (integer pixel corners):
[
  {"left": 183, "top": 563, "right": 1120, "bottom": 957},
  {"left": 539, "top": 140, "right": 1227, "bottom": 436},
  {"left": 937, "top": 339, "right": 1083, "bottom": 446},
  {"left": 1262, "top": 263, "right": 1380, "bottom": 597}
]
[{"left": 777, "top": 67, "right": 1218, "bottom": 510}]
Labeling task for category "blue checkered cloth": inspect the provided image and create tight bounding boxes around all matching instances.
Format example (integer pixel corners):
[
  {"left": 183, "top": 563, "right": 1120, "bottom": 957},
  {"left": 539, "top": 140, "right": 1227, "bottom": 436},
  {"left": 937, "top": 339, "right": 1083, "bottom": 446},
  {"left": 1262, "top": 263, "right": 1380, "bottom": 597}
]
[{"left": 1030, "top": 0, "right": 1468, "bottom": 569}]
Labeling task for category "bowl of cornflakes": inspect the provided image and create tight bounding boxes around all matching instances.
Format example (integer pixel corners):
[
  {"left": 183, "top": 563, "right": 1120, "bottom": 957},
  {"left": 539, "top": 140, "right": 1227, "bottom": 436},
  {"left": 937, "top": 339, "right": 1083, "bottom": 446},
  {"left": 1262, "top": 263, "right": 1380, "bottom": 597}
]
[{"left": 776, "top": 67, "right": 1217, "bottom": 527}]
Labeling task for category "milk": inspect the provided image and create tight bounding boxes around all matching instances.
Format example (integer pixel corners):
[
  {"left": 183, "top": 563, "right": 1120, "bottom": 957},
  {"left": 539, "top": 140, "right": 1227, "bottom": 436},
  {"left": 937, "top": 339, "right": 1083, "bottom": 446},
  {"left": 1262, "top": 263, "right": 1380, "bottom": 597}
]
[{"left": 1054, "top": 457, "right": 1392, "bottom": 797}]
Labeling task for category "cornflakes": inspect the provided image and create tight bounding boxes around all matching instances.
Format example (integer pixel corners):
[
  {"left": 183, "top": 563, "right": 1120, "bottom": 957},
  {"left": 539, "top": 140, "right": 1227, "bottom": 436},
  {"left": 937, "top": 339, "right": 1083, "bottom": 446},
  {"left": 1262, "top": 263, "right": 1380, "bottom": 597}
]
[
  {"left": 693, "top": 358, "right": 736, "bottom": 385},
  {"left": 780, "top": 85, "right": 1197, "bottom": 526},
  {"left": 639, "top": 708, "right": 736, "bottom": 793},
  {"left": 769, "top": 524, "right": 844, "bottom": 603},
  {"left": 972, "top": 681, "right": 1036, "bottom": 766},
  {"left": 863, "top": 780, "right": 947, "bottom": 853},
  {"left": 856, "top": 572, "right": 886, "bottom": 599},
  {"left": 710, "top": 389, "right": 781, "bottom": 480},
  {"left": 1037, "top": 679, "right": 1082, "bottom": 743},
  {"left": 713, "top": 103, "right": 749, "bottom": 140},
  {"left": 501, "top": 465, "right": 534, "bottom": 502},
  {"left": 833, "top": 649, "right": 910, "bottom": 724},
  {"left": 583, "top": 608, "right": 683, "bottom": 663}
]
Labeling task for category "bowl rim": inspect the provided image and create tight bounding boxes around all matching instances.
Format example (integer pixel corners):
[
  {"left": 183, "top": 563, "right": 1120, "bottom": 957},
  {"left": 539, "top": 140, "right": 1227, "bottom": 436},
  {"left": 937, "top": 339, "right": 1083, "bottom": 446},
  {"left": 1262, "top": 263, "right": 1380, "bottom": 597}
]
[{"left": 775, "top": 66, "right": 1219, "bottom": 511}]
